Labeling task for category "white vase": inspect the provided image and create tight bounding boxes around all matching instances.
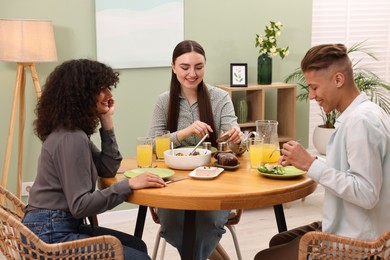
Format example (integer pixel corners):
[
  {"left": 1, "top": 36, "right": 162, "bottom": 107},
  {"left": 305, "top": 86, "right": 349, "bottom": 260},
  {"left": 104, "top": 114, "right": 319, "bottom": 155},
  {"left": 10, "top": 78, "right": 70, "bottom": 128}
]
[{"left": 312, "top": 125, "right": 335, "bottom": 155}]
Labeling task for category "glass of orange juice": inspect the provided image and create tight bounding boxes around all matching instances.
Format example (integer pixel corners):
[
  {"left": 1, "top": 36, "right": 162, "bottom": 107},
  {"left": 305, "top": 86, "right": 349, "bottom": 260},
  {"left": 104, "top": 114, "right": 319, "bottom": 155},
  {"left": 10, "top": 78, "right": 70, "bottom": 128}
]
[
  {"left": 137, "top": 137, "right": 153, "bottom": 168},
  {"left": 155, "top": 130, "right": 170, "bottom": 161},
  {"left": 248, "top": 137, "right": 264, "bottom": 168}
]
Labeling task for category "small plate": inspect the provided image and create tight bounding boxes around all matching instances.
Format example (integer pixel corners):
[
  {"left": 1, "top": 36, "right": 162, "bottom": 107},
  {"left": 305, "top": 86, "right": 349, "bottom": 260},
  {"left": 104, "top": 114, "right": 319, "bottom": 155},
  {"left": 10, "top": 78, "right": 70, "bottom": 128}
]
[
  {"left": 124, "top": 168, "right": 174, "bottom": 179},
  {"left": 189, "top": 166, "right": 224, "bottom": 179},
  {"left": 258, "top": 166, "right": 305, "bottom": 179},
  {"left": 213, "top": 162, "right": 240, "bottom": 171}
]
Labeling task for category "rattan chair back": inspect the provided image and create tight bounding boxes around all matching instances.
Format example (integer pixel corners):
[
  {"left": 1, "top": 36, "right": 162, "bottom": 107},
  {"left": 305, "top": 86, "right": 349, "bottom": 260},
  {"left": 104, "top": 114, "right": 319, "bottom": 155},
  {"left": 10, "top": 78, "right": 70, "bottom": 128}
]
[
  {"left": 0, "top": 185, "right": 124, "bottom": 259},
  {"left": 299, "top": 230, "right": 390, "bottom": 259}
]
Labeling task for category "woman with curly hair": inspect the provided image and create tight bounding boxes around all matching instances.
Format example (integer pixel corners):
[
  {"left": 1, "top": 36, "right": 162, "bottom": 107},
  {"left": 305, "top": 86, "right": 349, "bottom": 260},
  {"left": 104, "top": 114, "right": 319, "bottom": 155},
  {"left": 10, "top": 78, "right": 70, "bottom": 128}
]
[{"left": 22, "top": 59, "right": 166, "bottom": 259}]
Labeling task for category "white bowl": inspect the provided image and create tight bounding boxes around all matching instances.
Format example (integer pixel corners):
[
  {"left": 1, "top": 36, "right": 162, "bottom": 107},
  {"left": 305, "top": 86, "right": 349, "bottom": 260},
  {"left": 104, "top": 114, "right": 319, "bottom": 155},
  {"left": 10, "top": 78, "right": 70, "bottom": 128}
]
[{"left": 164, "top": 148, "right": 212, "bottom": 170}]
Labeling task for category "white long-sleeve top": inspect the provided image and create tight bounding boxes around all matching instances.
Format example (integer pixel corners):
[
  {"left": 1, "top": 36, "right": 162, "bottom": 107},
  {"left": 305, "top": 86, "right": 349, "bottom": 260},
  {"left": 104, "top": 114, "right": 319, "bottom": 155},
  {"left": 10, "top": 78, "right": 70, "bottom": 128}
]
[{"left": 308, "top": 92, "right": 390, "bottom": 240}]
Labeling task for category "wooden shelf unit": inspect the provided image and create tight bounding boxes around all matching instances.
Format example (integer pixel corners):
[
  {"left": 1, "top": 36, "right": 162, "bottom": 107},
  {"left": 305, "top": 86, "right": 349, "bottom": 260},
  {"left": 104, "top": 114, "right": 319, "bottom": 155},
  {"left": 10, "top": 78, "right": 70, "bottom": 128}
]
[{"left": 216, "top": 82, "right": 296, "bottom": 143}]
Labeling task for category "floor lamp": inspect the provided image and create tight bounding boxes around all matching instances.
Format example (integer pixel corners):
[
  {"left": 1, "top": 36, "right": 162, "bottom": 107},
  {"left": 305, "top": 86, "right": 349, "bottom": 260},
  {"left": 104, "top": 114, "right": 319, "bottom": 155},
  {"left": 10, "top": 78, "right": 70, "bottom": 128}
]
[{"left": 0, "top": 19, "right": 57, "bottom": 198}]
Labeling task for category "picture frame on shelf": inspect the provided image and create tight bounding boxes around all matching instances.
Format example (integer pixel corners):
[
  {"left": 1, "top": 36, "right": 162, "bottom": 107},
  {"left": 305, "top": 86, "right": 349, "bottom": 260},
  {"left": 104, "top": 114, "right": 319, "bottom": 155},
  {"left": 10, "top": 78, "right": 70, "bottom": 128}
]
[{"left": 230, "top": 63, "right": 248, "bottom": 87}]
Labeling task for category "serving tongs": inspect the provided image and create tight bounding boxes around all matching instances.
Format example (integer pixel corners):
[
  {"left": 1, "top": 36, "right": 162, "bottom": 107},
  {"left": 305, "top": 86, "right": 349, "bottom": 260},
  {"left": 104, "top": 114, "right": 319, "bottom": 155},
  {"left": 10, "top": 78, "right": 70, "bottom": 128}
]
[{"left": 189, "top": 134, "right": 208, "bottom": 155}]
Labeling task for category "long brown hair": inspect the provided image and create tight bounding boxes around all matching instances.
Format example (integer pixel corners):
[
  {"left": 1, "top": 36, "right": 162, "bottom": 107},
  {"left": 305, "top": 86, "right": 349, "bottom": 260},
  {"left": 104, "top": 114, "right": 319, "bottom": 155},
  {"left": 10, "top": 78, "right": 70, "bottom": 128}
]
[{"left": 166, "top": 40, "right": 217, "bottom": 146}]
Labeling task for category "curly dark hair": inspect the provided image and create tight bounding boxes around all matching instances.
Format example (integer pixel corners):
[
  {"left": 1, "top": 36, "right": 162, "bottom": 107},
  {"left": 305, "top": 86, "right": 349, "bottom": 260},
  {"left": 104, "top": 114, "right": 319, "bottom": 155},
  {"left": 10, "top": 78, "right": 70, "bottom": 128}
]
[{"left": 34, "top": 59, "right": 120, "bottom": 142}]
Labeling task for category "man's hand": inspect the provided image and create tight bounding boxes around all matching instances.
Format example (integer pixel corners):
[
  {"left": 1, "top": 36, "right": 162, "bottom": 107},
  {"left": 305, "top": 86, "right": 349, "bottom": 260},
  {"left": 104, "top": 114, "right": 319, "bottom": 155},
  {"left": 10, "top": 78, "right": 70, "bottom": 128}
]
[{"left": 279, "top": 140, "right": 316, "bottom": 171}]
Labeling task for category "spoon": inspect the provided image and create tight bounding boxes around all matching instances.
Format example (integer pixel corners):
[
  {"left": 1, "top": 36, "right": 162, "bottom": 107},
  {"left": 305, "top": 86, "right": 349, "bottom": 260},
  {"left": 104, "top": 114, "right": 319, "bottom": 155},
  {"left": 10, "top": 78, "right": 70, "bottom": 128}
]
[
  {"left": 171, "top": 142, "right": 174, "bottom": 156},
  {"left": 189, "top": 134, "right": 208, "bottom": 155}
]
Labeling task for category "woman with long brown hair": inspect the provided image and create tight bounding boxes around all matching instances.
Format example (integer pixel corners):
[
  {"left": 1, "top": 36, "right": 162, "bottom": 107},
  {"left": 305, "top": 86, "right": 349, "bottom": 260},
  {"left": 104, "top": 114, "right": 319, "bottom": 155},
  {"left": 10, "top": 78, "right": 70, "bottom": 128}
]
[{"left": 148, "top": 40, "right": 242, "bottom": 259}]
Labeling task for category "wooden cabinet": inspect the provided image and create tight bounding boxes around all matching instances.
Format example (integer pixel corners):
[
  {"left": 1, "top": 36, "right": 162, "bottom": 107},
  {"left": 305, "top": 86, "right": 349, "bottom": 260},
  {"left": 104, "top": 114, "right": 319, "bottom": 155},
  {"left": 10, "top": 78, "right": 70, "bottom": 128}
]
[{"left": 216, "top": 82, "right": 296, "bottom": 143}]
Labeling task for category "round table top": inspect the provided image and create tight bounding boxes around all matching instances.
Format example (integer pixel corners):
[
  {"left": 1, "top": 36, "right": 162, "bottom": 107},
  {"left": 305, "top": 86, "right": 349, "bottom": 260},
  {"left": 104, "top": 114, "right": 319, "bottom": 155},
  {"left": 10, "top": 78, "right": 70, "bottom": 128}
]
[{"left": 98, "top": 153, "right": 317, "bottom": 210}]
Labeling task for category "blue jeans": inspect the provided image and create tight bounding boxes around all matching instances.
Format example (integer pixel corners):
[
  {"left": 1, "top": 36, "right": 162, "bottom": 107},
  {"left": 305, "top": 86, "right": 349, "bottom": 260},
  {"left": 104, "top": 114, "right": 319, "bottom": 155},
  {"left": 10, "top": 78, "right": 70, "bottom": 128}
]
[
  {"left": 22, "top": 209, "right": 150, "bottom": 260},
  {"left": 157, "top": 209, "right": 230, "bottom": 260}
]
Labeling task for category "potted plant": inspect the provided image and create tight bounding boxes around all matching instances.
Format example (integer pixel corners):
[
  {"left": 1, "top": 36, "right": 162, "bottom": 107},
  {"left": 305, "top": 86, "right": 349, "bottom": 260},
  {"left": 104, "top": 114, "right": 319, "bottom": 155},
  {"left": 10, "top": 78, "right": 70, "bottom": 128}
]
[
  {"left": 285, "top": 42, "right": 390, "bottom": 154},
  {"left": 255, "top": 21, "right": 289, "bottom": 84}
]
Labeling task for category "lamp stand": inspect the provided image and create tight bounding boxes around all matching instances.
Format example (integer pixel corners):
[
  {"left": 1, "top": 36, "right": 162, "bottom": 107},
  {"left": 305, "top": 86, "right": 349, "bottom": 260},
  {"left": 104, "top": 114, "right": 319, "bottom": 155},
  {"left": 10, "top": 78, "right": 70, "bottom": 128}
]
[{"left": 1, "top": 63, "right": 41, "bottom": 198}]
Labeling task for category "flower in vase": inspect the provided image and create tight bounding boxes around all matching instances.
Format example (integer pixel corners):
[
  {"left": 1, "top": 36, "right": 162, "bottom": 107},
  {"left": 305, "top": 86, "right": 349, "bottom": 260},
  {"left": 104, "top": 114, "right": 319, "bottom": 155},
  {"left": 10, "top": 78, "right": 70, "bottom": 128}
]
[{"left": 255, "top": 21, "right": 289, "bottom": 59}]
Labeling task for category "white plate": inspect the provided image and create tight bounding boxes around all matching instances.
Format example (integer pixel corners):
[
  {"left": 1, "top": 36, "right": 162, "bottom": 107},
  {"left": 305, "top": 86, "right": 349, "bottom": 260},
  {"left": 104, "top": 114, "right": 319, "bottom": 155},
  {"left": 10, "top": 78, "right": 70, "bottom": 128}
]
[{"left": 189, "top": 166, "right": 224, "bottom": 179}]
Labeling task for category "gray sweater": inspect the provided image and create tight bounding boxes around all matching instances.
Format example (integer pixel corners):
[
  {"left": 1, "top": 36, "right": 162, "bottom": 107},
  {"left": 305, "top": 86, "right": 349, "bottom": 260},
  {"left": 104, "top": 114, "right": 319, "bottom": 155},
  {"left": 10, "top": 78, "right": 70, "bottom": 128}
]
[
  {"left": 148, "top": 84, "right": 239, "bottom": 147},
  {"left": 26, "top": 128, "right": 130, "bottom": 219}
]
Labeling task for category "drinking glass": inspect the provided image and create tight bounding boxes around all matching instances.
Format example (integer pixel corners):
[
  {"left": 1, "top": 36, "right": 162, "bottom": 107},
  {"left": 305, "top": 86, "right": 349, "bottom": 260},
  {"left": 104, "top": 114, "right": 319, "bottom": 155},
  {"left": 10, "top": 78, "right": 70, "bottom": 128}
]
[
  {"left": 256, "top": 120, "right": 280, "bottom": 164},
  {"left": 248, "top": 137, "right": 263, "bottom": 168},
  {"left": 137, "top": 137, "right": 153, "bottom": 168},
  {"left": 155, "top": 130, "right": 170, "bottom": 161}
]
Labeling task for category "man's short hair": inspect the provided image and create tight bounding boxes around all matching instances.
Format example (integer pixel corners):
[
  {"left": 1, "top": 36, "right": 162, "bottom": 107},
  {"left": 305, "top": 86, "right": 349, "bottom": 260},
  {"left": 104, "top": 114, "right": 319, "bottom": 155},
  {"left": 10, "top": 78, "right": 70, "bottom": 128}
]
[{"left": 301, "top": 44, "right": 349, "bottom": 71}]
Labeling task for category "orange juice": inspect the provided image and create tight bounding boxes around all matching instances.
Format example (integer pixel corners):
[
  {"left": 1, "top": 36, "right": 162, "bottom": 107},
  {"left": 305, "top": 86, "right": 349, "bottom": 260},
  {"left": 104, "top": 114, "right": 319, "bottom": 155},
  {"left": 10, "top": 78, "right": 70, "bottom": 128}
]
[
  {"left": 155, "top": 135, "right": 170, "bottom": 160},
  {"left": 261, "top": 144, "right": 280, "bottom": 164},
  {"left": 137, "top": 144, "right": 153, "bottom": 168},
  {"left": 248, "top": 138, "right": 263, "bottom": 168}
]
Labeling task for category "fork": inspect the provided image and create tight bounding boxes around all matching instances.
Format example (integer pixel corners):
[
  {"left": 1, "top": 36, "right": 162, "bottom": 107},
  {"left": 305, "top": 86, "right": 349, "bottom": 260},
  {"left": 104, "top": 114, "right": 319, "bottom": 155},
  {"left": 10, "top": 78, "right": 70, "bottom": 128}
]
[
  {"left": 165, "top": 177, "right": 190, "bottom": 184},
  {"left": 268, "top": 148, "right": 281, "bottom": 159},
  {"left": 269, "top": 139, "right": 301, "bottom": 158}
]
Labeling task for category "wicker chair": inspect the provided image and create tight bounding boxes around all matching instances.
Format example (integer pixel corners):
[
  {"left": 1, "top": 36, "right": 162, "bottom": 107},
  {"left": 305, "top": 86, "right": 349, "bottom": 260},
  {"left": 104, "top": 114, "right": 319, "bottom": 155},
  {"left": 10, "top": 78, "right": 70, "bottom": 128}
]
[
  {"left": 149, "top": 207, "right": 242, "bottom": 260},
  {"left": 298, "top": 230, "right": 390, "bottom": 260},
  {"left": 0, "top": 185, "right": 124, "bottom": 259}
]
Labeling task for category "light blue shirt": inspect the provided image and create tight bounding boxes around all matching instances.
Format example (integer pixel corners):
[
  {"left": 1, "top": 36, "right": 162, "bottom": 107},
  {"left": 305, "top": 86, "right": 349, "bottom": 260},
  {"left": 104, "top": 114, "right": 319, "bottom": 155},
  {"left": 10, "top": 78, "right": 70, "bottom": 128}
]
[{"left": 308, "top": 92, "right": 390, "bottom": 240}]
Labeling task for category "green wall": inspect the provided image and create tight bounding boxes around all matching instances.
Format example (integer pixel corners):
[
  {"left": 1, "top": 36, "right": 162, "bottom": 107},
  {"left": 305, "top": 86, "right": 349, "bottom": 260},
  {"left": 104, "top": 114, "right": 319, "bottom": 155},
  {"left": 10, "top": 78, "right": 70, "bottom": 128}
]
[{"left": 0, "top": 0, "right": 312, "bottom": 206}]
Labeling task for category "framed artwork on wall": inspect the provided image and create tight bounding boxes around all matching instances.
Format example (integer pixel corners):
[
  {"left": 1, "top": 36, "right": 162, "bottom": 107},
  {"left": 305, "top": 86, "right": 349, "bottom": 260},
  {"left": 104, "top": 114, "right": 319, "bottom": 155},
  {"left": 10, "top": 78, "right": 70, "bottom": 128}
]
[
  {"left": 95, "top": 0, "right": 184, "bottom": 69},
  {"left": 230, "top": 63, "right": 248, "bottom": 87}
]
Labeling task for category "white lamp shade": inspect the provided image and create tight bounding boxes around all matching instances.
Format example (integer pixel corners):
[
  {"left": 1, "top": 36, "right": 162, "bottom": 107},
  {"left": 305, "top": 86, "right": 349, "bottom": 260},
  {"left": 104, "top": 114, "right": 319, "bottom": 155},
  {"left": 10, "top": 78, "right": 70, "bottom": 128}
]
[{"left": 0, "top": 19, "right": 57, "bottom": 62}]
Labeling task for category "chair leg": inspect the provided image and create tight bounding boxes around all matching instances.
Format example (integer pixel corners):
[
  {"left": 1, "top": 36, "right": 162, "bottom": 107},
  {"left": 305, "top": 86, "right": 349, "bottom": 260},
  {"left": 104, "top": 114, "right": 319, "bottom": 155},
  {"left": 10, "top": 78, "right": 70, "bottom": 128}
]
[
  {"left": 159, "top": 239, "right": 166, "bottom": 260},
  {"left": 152, "top": 227, "right": 162, "bottom": 260},
  {"left": 209, "top": 243, "right": 230, "bottom": 260},
  {"left": 226, "top": 225, "right": 242, "bottom": 260},
  {"left": 152, "top": 222, "right": 242, "bottom": 260},
  {"left": 152, "top": 226, "right": 168, "bottom": 260}
]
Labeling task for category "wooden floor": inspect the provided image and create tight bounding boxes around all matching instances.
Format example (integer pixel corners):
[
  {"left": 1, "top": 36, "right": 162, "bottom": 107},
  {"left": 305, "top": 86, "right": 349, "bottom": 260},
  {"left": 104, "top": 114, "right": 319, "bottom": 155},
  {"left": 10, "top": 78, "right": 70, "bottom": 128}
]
[{"left": 102, "top": 186, "right": 324, "bottom": 260}]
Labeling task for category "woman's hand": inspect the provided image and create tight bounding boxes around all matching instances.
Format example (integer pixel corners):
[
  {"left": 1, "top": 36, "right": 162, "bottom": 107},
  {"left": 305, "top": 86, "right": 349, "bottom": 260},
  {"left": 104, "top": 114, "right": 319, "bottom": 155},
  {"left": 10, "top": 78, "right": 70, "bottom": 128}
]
[
  {"left": 177, "top": 120, "right": 213, "bottom": 141},
  {"left": 279, "top": 140, "right": 316, "bottom": 171},
  {"left": 189, "top": 120, "right": 213, "bottom": 138},
  {"left": 221, "top": 127, "right": 242, "bottom": 144},
  {"left": 99, "top": 98, "right": 115, "bottom": 130},
  {"left": 128, "top": 172, "right": 166, "bottom": 190}
]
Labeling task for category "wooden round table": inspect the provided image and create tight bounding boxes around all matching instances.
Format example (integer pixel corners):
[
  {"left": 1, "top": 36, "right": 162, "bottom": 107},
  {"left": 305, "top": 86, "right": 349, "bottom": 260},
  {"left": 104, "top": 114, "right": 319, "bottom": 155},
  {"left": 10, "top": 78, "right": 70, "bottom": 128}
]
[{"left": 98, "top": 153, "right": 317, "bottom": 260}]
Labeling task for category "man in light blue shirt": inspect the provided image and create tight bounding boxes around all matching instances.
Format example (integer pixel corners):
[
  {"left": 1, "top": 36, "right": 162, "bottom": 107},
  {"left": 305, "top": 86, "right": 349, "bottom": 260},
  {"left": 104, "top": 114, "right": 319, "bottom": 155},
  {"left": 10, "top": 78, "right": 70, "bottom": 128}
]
[{"left": 255, "top": 43, "right": 390, "bottom": 260}]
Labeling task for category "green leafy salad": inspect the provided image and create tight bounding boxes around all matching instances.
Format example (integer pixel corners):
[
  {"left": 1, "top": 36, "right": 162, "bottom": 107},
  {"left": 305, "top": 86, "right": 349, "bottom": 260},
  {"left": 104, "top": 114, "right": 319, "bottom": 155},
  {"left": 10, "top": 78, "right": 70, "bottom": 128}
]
[{"left": 258, "top": 164, "right": 286, "bottom": 175}]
